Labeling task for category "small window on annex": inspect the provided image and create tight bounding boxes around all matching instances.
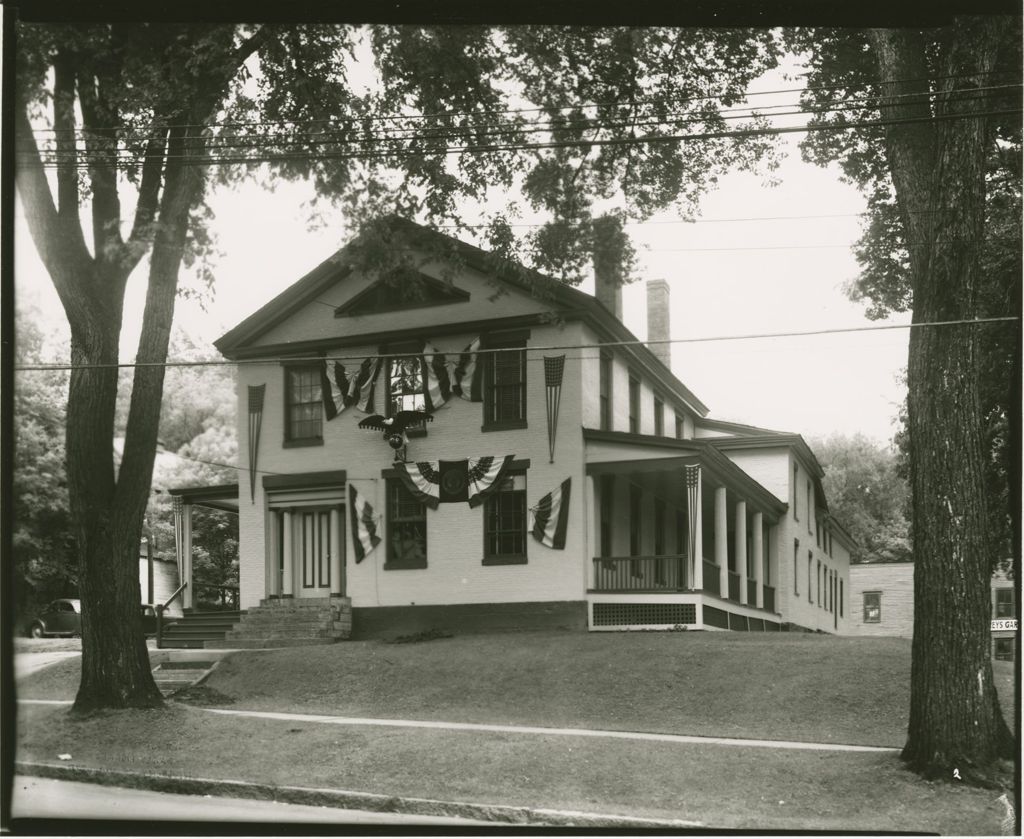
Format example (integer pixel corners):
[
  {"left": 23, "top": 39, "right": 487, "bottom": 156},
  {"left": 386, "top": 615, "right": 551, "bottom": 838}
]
[
  {"left": 995, "top": 588, "right": 1014, "bottom": 618},
  {"left": 386, "top": 479, "right": 427, "bottom": 569},
  {"left": 285, "top": 364, "right": 323, "bottom": 443},
  {"left": 483, "top": 473, "right": 527, "bottom": 565},
  {"left": 994, "top": 637, "right": 1015, "bottom": 661},
  {"left": 863, "top": 591, "right": 882, "bottom": 623}
]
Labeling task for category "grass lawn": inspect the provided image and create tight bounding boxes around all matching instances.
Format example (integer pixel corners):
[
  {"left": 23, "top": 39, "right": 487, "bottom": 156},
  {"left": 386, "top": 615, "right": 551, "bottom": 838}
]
[{"left": 16, "top": 631, "right": 1018, "bottom": 833}]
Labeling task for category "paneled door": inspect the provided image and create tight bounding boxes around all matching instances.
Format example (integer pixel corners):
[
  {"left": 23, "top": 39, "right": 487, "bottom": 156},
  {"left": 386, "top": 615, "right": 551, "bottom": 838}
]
[{"left": 295, "top": 508, "right": 332, "bottom": 598}]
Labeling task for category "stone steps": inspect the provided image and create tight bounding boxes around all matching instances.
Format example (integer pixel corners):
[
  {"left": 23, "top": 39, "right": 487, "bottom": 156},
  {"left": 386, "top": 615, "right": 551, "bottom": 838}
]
[{"left": 208, "top": 597, "right": 353, "bottom": 649}]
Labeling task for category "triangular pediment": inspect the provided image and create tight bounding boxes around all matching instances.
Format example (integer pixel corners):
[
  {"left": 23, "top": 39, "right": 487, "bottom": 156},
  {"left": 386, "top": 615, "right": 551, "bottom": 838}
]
[{"left": 334, "top": 266, "right": 470, "bottom": 317}]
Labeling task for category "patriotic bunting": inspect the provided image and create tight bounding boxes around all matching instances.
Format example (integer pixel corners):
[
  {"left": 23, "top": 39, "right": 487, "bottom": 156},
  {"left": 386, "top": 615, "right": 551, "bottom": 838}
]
[
  {"left": 543, "top": 355, "right": 565, "bottom": 463},
  {"left": 452, "top": 337, "right": 484, "bottom": 401},
  {"left": 247, "top": 385, "right": 265, "bottom": 502},
  {"left": 530, "top": 478, "right": 571, "bottom": 549},
  {"left": 349, "top": 485, "right": 381, "bottom": 563},
  {"left": 320, "top": 359, "right": 350, "bottom": 420},
  {"left": 395, "top": 455, "right": 516, "bottom": 509},
  {"left": 352, "top": 357, "right": 383, "bottom": 413},
  {"left": 422, "top": 344, "right": 452, "bottom": 412}
]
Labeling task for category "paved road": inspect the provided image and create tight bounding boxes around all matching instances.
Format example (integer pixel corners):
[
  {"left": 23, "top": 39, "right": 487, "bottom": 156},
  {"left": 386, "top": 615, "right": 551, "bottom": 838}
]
[{"left": 10, "top": 776, "right": 497, "bottom": 826}]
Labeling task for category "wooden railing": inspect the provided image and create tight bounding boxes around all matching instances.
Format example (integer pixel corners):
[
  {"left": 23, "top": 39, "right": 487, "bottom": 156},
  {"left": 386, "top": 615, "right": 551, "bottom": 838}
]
[
  {"left": 702, "top": 561, "right": 720, "bottom": 597},
  {"left": 727, "top": 571, "right": 740, "bottom": 602},
  {"left": 592, "top": 555, "right": 688, "bottom": 591},
  {"left": 156, "top": 581, "right": 187, "bottom": 649},
  {"left": 763, "top": 585, "right": 776, "bottom": 613}
]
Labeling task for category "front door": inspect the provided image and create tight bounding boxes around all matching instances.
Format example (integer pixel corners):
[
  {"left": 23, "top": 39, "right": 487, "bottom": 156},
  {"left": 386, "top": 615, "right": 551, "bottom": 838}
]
[{"left": 294, "top": 508, "right": 332, "bottom": 598}]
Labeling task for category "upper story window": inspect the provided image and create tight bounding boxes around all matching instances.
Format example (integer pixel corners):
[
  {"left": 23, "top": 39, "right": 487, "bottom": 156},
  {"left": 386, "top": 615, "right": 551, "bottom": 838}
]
[
  {"left": 653, "top": 394, "right": 664, "bottom": 436},
  {"left": 995, "top": 588, "right": 1015, "bottom": 618},
  {"left": 807, "top": 481, "right": 813, "bottom": 534},
  {"left": 863, "top": 591, "right": 881, "bottom": 623},
  {"left": 483, "top": 473, "right": 527, "bottom": 565},
  {"left": 675, "top": 411, "right": 685, "bottom": 440},
  {"left": 793, "top": 464, "right": 799, "bottom": 520},
  {"left": 484, "top": 339, "right": 526, "bottom": 429},
  {"left": 628, "top": 373, "right": 641, "bottom": 434},
  {"left": 387, "top": 355, "right": 427, "bottom": 416},
  {"left": 285, "top": 364, "right": 323, "bottom": 444},
  {"left": 599, "top": 351, "right": 613, "bottom": 431}
]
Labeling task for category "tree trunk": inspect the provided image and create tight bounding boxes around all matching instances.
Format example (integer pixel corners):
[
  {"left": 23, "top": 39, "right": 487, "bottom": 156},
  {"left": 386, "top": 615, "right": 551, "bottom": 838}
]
[{"left": 870, "top": 19, "right": 1016, "bottom": 782}]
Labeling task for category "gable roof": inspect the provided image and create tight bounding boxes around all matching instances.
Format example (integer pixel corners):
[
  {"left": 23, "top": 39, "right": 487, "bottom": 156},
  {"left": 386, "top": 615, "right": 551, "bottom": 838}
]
[{"left": 215, "top": 215, "right": 710, "bottom": 416}]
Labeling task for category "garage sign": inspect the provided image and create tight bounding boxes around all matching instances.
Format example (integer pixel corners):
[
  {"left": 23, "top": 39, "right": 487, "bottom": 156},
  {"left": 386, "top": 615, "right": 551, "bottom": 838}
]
[{"left": 991, "top": 619, "right": 1018, "bottom": 631}]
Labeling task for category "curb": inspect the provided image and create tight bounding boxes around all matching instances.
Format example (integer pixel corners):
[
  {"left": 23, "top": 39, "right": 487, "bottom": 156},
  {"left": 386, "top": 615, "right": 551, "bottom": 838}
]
[{"left": 14, "top": 761, "right": 703, "bottom": 829}]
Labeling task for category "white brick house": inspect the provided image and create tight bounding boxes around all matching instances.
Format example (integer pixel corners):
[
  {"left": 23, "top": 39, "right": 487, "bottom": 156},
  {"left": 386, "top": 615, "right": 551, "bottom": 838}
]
[{"left": 171, "top": 217, "right": 854, "bottom": 641}]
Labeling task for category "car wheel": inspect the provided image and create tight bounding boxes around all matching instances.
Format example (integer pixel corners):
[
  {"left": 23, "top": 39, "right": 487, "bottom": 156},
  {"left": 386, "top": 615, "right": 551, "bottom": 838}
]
[{"left": 29, "top": 624, "right": 45, "bottom": 639}]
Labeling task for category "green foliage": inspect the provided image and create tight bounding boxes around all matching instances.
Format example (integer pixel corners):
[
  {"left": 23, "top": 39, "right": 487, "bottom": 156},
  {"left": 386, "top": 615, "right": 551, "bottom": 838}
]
[
  {"left": 809, "top": 433, "right": 912, "bottom": 565},
  {"left": 13, "top": 300, "right": 76, "bottom": 623}
]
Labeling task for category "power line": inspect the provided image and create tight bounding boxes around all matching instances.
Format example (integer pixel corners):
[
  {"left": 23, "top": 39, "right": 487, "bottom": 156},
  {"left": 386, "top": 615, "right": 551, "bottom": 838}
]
[{"left": 13, "top": 316, "right": 1018, "bottom": 372}]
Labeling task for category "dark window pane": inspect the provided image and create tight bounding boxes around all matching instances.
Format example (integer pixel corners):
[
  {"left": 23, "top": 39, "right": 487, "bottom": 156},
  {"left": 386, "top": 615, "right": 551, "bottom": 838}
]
[{"left": 286, "top": 366, "right": 322, "bottom": 441}]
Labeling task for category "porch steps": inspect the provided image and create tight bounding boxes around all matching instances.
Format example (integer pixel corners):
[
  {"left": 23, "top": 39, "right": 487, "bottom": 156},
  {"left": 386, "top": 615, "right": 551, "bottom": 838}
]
[
  {"left": 159, "top": 610, "right": 246, "bottom": 649},
  {"left": 205, "top": 597, "right": 352, "bottom": 649}
]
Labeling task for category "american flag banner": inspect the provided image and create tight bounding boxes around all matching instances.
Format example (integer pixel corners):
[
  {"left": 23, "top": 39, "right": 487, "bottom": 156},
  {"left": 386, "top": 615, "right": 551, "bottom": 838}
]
[
  {"left": 394, "top": 455, "right": 516, "bottom": 508},
  {"left": 352, "top": 357, "right": 383, "bottom": 413},
  {"left": 685, "top": 464, "right": 700, "bottom": 583},
  {"left": 320, "top": 359, "right": 349, "bottom": 420},
  {"left": 247, "top": 384, "right": 265, "bottom": 502},
  {"left": 530, "top": 478, "right": 572, "bottom": 549},
  {"left": 452, "top": 336, "right": 483, "bottom": 401},
  {"left": 422, "top": 344, "right": 452, "bottom": 411},
  {"left": 349, "top": 485, "right": 381, "bottom": 563},
  {"left": 543, "top": 355, "right": 565, "bottom": 463}
]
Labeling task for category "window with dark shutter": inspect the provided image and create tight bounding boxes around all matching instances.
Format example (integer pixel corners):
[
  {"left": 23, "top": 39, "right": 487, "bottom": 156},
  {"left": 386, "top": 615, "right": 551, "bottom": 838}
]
[
  {"left": 483, "top": 474, "right": 527, "bottom": 564},
  {"left": 386, "top": 479, "right": 427, "bottom": 569},
  {"left": 484, "top": 340, "right": 526, "bottom": 429}
]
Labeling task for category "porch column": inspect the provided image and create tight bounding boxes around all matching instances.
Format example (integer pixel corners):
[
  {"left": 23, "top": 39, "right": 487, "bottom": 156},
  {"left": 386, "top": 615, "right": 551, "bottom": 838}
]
[
  {"left": 330, "top": 505, "right": 343, "bottom": 597},
  {"left": 752, "top": 511, "right": 764, "bottom": 608},
  {"left": 715, "top": 486, "right": 728, "bottom": 597},
  {"left": 688, "top": 466, "right": 703, "bottom": 590},
  {"left": 735, "top": 500, "right": 747, "bottom": 605},
  {"left": 281, "top": 509, "right": 294, "bottom": 597},
  {"left": 588, "top": 475, "right": 600, "bottom": 591},
  {"left": 173, "top": 500, "right": 194, "bottom": 611}
]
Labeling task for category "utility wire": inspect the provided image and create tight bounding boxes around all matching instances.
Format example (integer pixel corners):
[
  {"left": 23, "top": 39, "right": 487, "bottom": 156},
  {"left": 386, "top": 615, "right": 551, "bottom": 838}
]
[{"left": 13, "top": 316, "right": 1018, "bottom": 372}]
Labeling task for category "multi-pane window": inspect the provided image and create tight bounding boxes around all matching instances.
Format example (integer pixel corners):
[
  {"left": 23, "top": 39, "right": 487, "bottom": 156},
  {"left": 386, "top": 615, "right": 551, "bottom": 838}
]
[
  {"left": 483, "top": 474, "right": 527, "bottom": 564},
  {"left": 793, "top": 539, "right": 800, "bottom": 594},
  {"left": 600, "top": 474, "right": 615, "bottom": 556},
  {"left": 863, "top": 591, "right": 881, "bottom": 623},
  {"left": 675, "top": 411, "right": 685, "bottom": 440},
  {"left": 793, "top": 465, "right": 799, "bottom": 520},
  {"left": 386, "top": 479, "right": 427, "bottom": 569},
  {"left": 484, "top": 341, "right": 526, "bottom": 427},
  {"left": 387, "top": 356, "right": 426, "bottom": 415},
  {"left": 994, "top": 638, "right": 1015, "bottom": 661},
  {"left": 628, "top": 373, "right": 641, "bottom": 433},
  {"left": 995, "top": 588, "right": 1014, "bottom": 618},
  {"left": 599, "top": 352, "right": 613, "bottom": 431},
  {"left": 285, "top": 365, "right": 323, "bottom": 442},
  {"left": 653, "top": 394, "right": 664, "bottom": 436}
]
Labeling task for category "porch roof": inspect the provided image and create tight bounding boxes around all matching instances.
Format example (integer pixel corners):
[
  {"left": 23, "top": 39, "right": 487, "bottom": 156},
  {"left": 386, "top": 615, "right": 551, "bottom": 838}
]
[
  {"left": 167, "top": 483, "right": 240, "bottom": 512},
  {"left": 582, "top": 429, "right": 787, "bottom": 519}
]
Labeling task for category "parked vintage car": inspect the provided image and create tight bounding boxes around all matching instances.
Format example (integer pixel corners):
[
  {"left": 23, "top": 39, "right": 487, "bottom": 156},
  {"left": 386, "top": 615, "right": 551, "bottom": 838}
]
[{"left": 28, "top": 599, "right": 160, "bottom": 638}]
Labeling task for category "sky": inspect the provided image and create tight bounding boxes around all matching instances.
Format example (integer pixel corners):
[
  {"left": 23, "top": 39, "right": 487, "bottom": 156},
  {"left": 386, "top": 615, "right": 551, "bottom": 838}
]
[{"left": 14, "top": 54, "right": 911, "bottom": 447}]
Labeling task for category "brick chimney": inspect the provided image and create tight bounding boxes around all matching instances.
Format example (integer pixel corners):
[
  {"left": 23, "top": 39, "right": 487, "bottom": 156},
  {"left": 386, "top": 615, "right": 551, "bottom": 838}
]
[
  {"left": 593, "top": 253, "right": 623, "bottom": 321},
  {"left": 646, "top": 279, "right": 671, "bottom": 370}
]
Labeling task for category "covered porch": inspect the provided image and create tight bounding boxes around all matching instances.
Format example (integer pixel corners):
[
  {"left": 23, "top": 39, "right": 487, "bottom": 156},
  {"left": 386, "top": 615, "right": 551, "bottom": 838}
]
[
  {"left": 168, "top": 483, "right": 241, "bottom": 613},
  {"left": 583, "top": 431, "right": 786, "bottom": 632}
]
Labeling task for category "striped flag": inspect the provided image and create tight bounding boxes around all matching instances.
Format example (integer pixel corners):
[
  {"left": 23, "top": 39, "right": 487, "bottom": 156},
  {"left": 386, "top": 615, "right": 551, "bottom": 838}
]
[
  {"left": 452, "top": 337, "right": 483, "bottom": 401},
  {"left": 530, "top": 478, "right": 571, "bottom": 549},
  {"left": 320, "top": 359, "right": 349, "bottom": 420},
  {"left": 423, "top": 344, "right": 452, "bottom": 412},
  {"left": 349, "top": 485, "right": 381, "bottom": 563},
  {"left": 352, "top": 357, "right": 383, "bottom": 413}
]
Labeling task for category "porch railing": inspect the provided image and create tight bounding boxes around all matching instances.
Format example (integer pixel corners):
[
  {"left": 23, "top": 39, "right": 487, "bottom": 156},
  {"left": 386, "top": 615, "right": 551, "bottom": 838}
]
[
  {"left": 702, "top": 561, "right": 720, "bottom": 597},
  {"left": 156, "top": 580, "right": 187, "bottom": 649},
  {"left": 747, "top": 579, "right": 758, "bottom": 606},
  {"left": 592, "top": 555, "right": 688, "bottom": 591},
  {"left": 727, "top": 571, "right": 740, "bottom": 602},
  {"left": 763, "top": 585, "right": 776, "bottom": 613}
]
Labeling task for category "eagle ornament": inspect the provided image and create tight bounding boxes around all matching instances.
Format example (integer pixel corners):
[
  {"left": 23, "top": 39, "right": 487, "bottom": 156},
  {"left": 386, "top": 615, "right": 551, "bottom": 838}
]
[{"left": 357, "top": 410, "right": 433, "bottom": 459}]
